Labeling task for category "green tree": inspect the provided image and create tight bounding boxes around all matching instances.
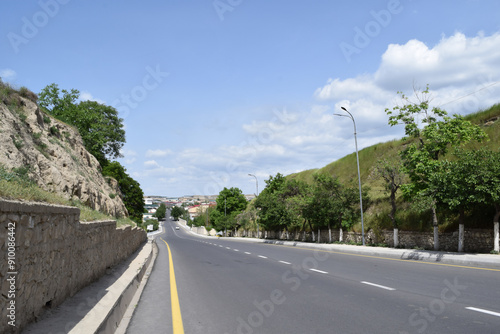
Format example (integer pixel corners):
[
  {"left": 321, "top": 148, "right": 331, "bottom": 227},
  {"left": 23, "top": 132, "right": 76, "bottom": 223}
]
[
  {"left": 38, "top": 83, "right": 79, "bottom": 122},
  {"left": 254, "top": 173, "right": 289, "bottom": 232},
  {"left": 153, "top": 203, "right": 167, "bottom": 220},
  {"left": 102, "top": 161, "right": 144, "bottom": 223},
  {"left": 372, "top": 157, "right": 405, "bottom": 247},
  {"left": 38, "top": 84, "right": 125, "bottom": 167},
  {"left": 213, "top": 187, "right": 247, "bottom": 235},
  {"left": 433, "top": 148, "right": 500, "bottom": 251},
  {"left": 386, "top": 85, "right": 486, "bottom": 250},
  {"left": 171, "top": 206, "right": 185, "bottom": 221},
  {"left": 304, "top": 174, "right": 362, "bottom": 241},
  {"left": 74, "top": 100, "right": 125, "bottom": 167}
]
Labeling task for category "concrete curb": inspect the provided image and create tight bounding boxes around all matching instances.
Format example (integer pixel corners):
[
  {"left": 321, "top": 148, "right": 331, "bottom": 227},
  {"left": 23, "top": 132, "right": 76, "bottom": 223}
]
[
  {"left": 115, "top": 238, "right": 158, "bottom": 334},
  {"left": 187, "top": 231, "right": 500, "bottom": 269}
]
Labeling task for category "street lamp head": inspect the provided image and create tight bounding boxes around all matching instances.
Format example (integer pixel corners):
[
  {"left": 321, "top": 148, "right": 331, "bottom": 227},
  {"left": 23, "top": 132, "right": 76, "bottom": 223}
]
[{"left": 341, "top": 106, "right": 348, "bottom": 111}]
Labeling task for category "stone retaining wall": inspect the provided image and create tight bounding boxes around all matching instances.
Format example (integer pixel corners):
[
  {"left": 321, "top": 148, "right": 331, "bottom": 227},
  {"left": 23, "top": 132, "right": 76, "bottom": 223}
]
[
  {"left": 232, "top": 227, "right": 495, "bottom": 253},
  {"left": 0, "top": 199, "right": 146, "bottom": 334}
]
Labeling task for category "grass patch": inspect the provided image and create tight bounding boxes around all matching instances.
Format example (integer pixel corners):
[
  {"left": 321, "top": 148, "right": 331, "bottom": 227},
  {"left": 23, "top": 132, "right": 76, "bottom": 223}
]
[{"left": 0, "top": 164, "right": 135, "bottom": 226}]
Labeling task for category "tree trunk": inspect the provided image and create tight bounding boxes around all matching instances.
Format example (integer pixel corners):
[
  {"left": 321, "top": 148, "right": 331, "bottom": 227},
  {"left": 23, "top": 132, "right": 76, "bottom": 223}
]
[
  {"left": 432, "top": 206, "right": 439, "bottom": 250},
  {"left": 393, "top": 228, "right": 399, "bottom": 248},
  {"left": 317, "top": 228, "right": 320, "bottom": 243},
  {"left": 389, "top": 188, "right": 397, "bottom": 229},
  {"left": 308, "top": 221, "right": 315, "bottom": 242},
  {"left": 339, "top": 227, "right": 343, "bottom": 242}
]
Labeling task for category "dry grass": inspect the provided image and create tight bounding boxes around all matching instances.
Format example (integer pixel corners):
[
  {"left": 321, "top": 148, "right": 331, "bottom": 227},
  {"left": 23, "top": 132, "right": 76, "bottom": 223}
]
[{"left": 0, "top": 167, "right": 135, "bottom": 227}]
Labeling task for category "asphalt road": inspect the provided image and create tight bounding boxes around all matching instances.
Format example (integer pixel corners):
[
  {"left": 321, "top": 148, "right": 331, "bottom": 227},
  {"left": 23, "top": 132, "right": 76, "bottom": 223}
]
[{"left": 127, "top": 218, "right": 500, "bottom": 334}]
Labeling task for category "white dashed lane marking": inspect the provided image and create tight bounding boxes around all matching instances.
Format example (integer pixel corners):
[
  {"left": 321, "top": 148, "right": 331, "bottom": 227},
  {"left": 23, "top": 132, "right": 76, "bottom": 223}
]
[
  {"left": 310, "top": 269, "right": 328, "bottom": 274},
  {"left": 361, "top": 281, "right": 396, "bottom": 291},
  {"left": 466, "top": 307, "right": 500, "bottom": 317}
]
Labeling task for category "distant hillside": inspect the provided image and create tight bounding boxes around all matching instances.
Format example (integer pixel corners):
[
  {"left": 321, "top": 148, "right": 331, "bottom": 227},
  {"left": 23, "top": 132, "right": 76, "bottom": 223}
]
[
  {"left": 0, "top": 83, "right": 128, "bottom": 217},
  {"left": 288, "top": 103, "right": 500, "bottom": 232}
]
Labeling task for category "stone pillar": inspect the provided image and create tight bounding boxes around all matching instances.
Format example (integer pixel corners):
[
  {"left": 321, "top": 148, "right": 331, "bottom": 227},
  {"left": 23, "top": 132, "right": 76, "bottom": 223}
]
[
  {"left": 458, "top": 224, "right": 464, "bottom": 252},
  {"left": 329, "top": 227, "right": 332, "bottom": 243},
  {"left": 494, "top": 222, "right": 499, "bottom": 252},
  {"left": 434, "top": 226, "right": 439, "bottom": 251},
  {"left": 393, "top": 228, "right": 399, "bottom": 248},
  {"left": 339, "top": 227, "right": 343, "bottom": 242}
]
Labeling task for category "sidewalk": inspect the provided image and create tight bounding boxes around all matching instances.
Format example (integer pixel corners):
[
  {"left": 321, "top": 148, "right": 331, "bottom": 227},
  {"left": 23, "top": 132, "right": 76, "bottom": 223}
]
[
  {"left": 22, "top": 239, "right": 156, "bottom": 334},
  {"left": 187, "top": 227, "right": 500, "bottom": 269}
]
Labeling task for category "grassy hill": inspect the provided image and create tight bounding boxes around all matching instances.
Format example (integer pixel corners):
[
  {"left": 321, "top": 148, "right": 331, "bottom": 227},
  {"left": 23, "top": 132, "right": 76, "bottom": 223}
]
[{"left": 288, "top": 103, "right": 500, "bottom": 233}]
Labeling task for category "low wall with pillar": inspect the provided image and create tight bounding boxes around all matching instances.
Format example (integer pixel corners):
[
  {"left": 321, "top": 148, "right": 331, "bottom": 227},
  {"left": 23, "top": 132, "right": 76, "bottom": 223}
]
[{"left": 230, "top": 226, "right": 498, "bottom": 253}]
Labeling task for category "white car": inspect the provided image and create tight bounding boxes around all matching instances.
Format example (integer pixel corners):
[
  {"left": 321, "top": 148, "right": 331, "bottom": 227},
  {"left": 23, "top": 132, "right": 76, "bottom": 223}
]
[{"left": 175, "top": 226, "right": 180, "bottom": 230}]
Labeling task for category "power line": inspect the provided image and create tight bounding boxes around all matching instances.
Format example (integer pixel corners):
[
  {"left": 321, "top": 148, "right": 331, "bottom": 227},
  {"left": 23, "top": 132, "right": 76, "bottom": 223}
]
[{"left": 438, "top": 81, "right": 500, "bottom": 108}]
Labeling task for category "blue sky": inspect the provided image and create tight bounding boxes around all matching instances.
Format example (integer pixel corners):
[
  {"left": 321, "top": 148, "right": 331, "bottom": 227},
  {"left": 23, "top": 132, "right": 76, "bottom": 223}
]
[{"left": 2, "top": 0, "right": 500, "bottom": 197}]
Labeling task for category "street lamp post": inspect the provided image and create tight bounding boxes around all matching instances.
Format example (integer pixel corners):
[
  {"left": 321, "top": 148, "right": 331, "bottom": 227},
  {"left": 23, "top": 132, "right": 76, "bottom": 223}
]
[
  {"left": 334, "top": 107, "right": 365, "bottom": 246},
  {"left": 248, "top": 173, "right": 259, "bottom": 238}
]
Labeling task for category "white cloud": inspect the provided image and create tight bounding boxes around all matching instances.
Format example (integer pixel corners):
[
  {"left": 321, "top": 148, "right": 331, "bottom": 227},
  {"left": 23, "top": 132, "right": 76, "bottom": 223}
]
[
  {"left": 316, "top": 31, "right": 500, "bottom": 117},
  {"left": 145, "top": 149, "right": 172, "bottom": 158},
  {"left": 0, "top": 69, "right": 16, "bottom": 80},
  {"left": 120, "top": 148, "right": 137, "bottom": 164},
  {"left": 144, "top": 160, "right": 160, "bottom": 168},
  {"left": 79, "top": 91, "right": 105, "bottom": 104},
  {"left": 374, "top": 31, "right": 500, "bottom": 91}
]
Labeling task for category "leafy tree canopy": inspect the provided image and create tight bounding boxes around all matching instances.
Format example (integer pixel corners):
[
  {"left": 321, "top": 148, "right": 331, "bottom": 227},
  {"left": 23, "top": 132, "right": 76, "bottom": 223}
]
[
  {"left": 39, "top": 83, "right": 125, "bottom": 167},
  {"left": 102, "top": 161, "right": 144, "bottom": 223},
  {"left": 171, "top": 206, "right": 186, "bottom": 221},
  {"left": 212, "top": 187, "right": 247, "bottom": 231},
  {"left": 153, "top": 203, "right": 167, "bottom": 220}
]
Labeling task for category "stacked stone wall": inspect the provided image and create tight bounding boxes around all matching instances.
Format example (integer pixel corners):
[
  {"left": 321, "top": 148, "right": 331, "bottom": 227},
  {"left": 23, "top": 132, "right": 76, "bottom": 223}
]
[
  {"left": 0, "top": 199, "right": 146, "bottom": 334},
  {"left": 230, "top": 226, "right": 495, "bottom": 253}
]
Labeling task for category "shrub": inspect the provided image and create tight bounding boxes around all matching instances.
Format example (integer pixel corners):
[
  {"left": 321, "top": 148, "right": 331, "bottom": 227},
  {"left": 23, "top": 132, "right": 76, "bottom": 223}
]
[
  {"left": 19, "top": 86, "right": 38, "bottom": 103},
  {"left": 49, "top": 126, "right": 60, "bottom": 136},
  {"left": 12, "top": 135, "right": 23, "bottom": 149}
]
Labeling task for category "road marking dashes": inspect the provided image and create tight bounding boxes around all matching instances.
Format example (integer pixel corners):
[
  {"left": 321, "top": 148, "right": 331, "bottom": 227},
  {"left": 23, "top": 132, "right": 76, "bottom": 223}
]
[
  {"left": 361, "top": 281, "right": 395, "bottom": 291},
  {"left": 258, "top": 255, "right": 268, "bottom": 259},
  {"left": 279, "top": 261, "right": 291, "bottom": 265},
  {"left": 245, "top": 252, "right": 251, "bottom": 255},
  {"left": 466, "top": 307, "right": 500, "bottom": 317},
  {"left": 310, "top": 268, "right": 328, "bottom": 274}
]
